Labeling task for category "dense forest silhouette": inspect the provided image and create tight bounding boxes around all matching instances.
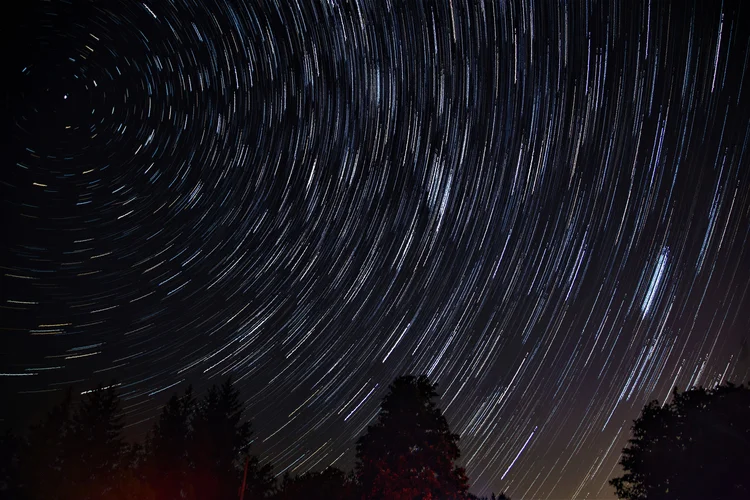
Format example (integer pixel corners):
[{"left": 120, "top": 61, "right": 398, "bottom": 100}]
[
  {"left": 0, "top": 375, "right": 509, "bottom": 500},
  {"left": 2, "top": 375, "right": 747, "bottom": 499}
]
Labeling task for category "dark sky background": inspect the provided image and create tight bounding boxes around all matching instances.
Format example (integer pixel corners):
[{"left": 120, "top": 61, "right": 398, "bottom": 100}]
[{"left": 2, "top": 0, "right": 750, "bottom": 498}]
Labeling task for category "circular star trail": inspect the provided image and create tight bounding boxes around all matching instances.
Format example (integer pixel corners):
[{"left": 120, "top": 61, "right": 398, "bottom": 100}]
[{"left": 3, "top": 0, "right": 750, "bottom": 497}]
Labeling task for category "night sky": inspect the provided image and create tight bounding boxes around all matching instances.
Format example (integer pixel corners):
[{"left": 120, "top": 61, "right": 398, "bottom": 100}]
[{"left": 3, "top": 0, "right": 750, "bottom": 498}]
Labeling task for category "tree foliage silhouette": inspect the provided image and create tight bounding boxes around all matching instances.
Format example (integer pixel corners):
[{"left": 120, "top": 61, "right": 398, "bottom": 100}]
[
  {"left": 273, "top": 467, "right": 354, "bottom": 500},
  {"left": 187, "top": 377, "right": 269, "bottom": 500},
  {"left": 11, "top": 384, "right": 145, "bottom": 500},
  {"left": 355, "top": 375, "right": 470, "bottom": 500},
  {"left": 66, "top": 384, "right": 130, "bottom": 499},
  {"left": 142, "top": 386, "right": 196, "bottom": 500},
  {"left": 238, "top": 454, "right": 276, "bottom": 500},
  {"left": 610, "top": 382, "right": 750, "bottom": 500},
  {"left": 1, "top": 430, "right": 23, "bottom": 498},
  {"left": 138, "top": 380, "right": 274, "bottom": 500},
  {"left": 470, "top": 493, "right": 510, "bottom": 500},
  {"left": 16, "top": 388, "right": 74, "bottom": 499}
]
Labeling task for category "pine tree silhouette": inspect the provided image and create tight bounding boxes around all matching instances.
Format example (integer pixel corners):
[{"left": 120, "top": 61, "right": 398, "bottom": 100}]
[
  {"left": 356, "top": 375, "right": 469, "bottom": 499},
  {"left": 19, "top": 388, "right": 75, "bottom": 500},
  {"left": 143, "top": 386, "right": 196, "bottom": 499},
  {"left": 187, "top": 377, "right": 270, "bottom": 500},
  {"left": 66, "top": 384, "right": 128, "bottom": 499}
]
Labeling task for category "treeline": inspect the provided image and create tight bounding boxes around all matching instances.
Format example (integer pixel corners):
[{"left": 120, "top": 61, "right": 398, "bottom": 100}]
[
  {"left": 3, "top": 375, "right": 749, "bottom": 499},
  {"left": 0, "top": 375, "right": 509, "bottom": 500}
]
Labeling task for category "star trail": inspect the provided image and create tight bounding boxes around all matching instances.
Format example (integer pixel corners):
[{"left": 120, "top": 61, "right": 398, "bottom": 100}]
[{"left": 3, "top": 0, "right": 750, "bottom": 498}]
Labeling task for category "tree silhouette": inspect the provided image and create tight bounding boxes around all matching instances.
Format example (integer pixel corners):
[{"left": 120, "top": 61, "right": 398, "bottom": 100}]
[
  {"left": 355, "top": 375, "right": 470, "bottom": 500},
  {"left": 12, "top": 384, "right": 135, "bottom": 500},
  {"left": 65, "top": 384, "right": 130, "bottom": 500},
  {"left": 0, "top": 430, "right": 23, "bottom": 499},
  {"left": 238, "top": 454, "right": 276, "bottom": 500},
  {"left": 103, "top": 443, "right": 157, "bottom": 500},
  {"left": 470, "top": 493, "right": 511, "bottom": 500},
  {"left": 142, "top": 386, "right": 196, "bottom": 499},
  {"left": 187, "top": 377, "right": 273, "bottom": 500},
  {"left": 17, "top": 388, "right": 76, "bottom": 500},
  {"left": 273, "top": 467, "right": 354, "bottom": 500},
  {"left": 610, "top": 382, "right": 750, "bottom": 500}
]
